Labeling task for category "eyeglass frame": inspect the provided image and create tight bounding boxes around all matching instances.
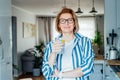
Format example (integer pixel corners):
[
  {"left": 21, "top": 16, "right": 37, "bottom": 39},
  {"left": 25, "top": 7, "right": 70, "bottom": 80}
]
[{"left": 59, "top": 18, "right": 74, "bottom": 24}]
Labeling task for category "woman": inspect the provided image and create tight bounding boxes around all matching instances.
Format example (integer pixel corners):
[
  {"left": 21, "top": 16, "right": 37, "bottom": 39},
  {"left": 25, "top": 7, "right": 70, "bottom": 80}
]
[{"left": 42, "top": 7, "right": 94, "bottom": 80}]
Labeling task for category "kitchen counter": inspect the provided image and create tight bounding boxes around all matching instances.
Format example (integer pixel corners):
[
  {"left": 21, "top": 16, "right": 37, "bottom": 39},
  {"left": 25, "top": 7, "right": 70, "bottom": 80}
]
[
  {"left": 107, "top": 60, "right": 120, "bottom": 66},
  {"left": 94, "top": 55, "right": 104, "bottom": 60},
  {"left": 94, "top": 55, "right": 120, "bottom": 65},
  {"left": 94, "top": 55, "right": 104, "bottom": 64}
]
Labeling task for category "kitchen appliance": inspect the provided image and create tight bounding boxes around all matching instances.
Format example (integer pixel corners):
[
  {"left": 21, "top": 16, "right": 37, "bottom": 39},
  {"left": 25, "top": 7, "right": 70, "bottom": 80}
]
[
  {"left": 109, "top": 46, "right": 117, "bottom": 60},
  {"left": 107, "top": 29, "right": 118, "bottom": 60}
]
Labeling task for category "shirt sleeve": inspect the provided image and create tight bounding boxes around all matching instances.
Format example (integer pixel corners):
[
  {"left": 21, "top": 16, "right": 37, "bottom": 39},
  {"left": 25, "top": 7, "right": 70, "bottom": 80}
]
[
  {"left": 42, "top": 42, "right": 56, "bottom": 78},
  {"left": 80, "top": 38, "right": 95, "bottom": 77}
]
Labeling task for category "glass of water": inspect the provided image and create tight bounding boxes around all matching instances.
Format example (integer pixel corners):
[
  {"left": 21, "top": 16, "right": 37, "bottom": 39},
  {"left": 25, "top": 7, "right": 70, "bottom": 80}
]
[{"left": 60, "top": 39, "right": 65, "bottom": 54}]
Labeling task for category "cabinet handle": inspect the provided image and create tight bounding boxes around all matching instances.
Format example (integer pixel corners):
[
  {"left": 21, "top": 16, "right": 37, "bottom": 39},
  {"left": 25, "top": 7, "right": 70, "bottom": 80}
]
[
  {"left": 0, "top": 37, "right": 2, "bottom": 45},
  {"left": 1, "top": 45, "right": 4, "bottom": 60},
  {"left": 105, "top": 75, "right": 110, "bottom": 78},
  {"left": 6, "top": 62, "right": 10, "bottom": 64},
  {"left": 101, "top": 69, "right": 103, "bottom": 74},
  {"left": 1, "top": 44, "right": 4, "bottom": 60},
  {"left": 0, "top": 37, "right": 4, "bottom": 60}
]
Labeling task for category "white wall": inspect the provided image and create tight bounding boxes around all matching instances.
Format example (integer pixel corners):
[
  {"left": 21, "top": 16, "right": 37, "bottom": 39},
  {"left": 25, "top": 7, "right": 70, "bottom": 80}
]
[{"left": 12, "top": 5, "right": 36, "bottom": 76}]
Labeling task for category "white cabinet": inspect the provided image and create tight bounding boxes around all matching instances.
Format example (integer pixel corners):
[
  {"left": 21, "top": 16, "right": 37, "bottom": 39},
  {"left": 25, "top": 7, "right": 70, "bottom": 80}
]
[
  {"left": 90, "top": 60, "right": 104, "bottom": 80},
  {"left": 104, "top": 65, "right": 120, "bottom": 80},
  {"left": 0, "top": 58, "right": 12, "bottom": 80},
  {"left": 116, "top": 0, "right": 120, "bottom": 29},
  {"left": 0, "top": 0, "right": 12, "bottom": 80}
]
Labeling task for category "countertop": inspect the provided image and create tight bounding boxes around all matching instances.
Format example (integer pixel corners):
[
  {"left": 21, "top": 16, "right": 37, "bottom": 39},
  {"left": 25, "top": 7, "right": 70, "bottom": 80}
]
[
  {"left": 94, "top": 55, "right": 120, "bottom": 66},
  {"left": 107, "top": 60, "right": 120, "bottom": 66},
  {"left": 94, "top": 55, "right": 104, "bottom": 60},
  {"left": 94, "top": 55, "right": 104, "bottom": 64}
]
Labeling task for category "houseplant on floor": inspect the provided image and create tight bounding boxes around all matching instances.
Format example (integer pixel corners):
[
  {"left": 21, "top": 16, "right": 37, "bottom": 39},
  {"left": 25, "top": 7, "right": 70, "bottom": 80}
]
[{"left": 32, "top": 41, "right": 45, "bottom": 76}]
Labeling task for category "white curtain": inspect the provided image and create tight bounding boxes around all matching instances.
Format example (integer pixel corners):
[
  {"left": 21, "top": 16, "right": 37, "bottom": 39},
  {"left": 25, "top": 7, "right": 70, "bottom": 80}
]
[
  {"left": 37, "top": 17, "right": 54, "bottom": 45},
  {"left": 78, "top": 17, "right": 96, "bottom": 39}
]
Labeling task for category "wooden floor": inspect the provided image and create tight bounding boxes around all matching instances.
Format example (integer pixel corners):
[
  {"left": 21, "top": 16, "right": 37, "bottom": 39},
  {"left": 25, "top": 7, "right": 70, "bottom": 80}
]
[{"left": 16, "top": 72, "right": 44, "bottom": 80}]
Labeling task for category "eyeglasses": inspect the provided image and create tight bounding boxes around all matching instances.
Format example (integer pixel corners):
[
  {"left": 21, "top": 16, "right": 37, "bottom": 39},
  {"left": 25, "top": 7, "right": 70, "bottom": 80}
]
[{"left": 59, "top": 18, "right": 74, "bottom": 24}]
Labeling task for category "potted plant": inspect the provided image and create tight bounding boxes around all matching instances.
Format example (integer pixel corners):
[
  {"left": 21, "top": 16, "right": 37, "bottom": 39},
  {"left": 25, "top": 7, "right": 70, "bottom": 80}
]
[
  {"left": 32, "top": 41, "right": 45, "bottom": 76},
  {"left": 34, "top": 41, "right": 45, "bottom": 57},
  {"left": 93, "top": 31, "right": 102, "bottom": 54}
]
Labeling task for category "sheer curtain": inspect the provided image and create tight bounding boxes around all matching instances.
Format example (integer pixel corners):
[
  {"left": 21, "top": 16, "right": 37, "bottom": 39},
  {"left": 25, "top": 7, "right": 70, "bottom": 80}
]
[
  {"left": 37, "top": 17, "right": 54, "bottom": 45},
  {"left": 78, "top": 17, "right": 96, "bottom": 39}
]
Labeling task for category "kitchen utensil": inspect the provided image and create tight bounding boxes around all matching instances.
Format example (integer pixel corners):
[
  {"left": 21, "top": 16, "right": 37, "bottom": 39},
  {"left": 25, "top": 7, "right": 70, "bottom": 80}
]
[
  {"left": 109, "top": 29, "right": 117, "bottom": 45},
  {"left": 109, "top": 46, "right": 117, "bottom": 60}
]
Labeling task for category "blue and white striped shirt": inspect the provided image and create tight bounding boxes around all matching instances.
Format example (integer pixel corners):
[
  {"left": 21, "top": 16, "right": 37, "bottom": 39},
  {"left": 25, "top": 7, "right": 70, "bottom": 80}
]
[{"left": 42, "top": 33, "right": 94, "bottom": 80}]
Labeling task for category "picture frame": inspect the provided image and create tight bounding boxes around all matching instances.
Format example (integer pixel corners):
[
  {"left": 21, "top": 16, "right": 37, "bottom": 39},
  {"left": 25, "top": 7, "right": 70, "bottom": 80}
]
[{"left": 23, "top": 22, "right": 36, "bottom": 38}]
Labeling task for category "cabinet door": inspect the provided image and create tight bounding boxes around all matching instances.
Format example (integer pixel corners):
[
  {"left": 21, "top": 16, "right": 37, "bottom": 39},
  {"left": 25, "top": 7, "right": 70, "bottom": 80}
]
[
  {"left": 0, "top": 0, "right": 12, "bottom": 80},
  {"left": 105, "top": 66, "right": 114, "bottom": 80},
  {"left": 105, "top": 65, "right": 120, "bottom": 80},
  {"left": 117, "top": 0, "right": 120, "bottom": 29},
  {"left": 90, "top": 64, "right": 103, "bottom": 80},
  {"left": 0, "top": 58, "right": 12, "bottom": 80}
]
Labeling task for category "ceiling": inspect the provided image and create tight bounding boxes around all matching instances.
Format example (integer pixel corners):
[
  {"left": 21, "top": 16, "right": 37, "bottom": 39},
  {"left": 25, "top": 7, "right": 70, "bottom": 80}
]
[{"left": 12, "top": 0, "right": 104, "bottom": 16}]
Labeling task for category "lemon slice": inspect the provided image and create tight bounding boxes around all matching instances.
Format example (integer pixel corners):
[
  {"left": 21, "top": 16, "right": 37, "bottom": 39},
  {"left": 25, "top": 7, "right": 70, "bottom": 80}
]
[{"left": 61, "top": 40, "right": 65, "bottom": 44}]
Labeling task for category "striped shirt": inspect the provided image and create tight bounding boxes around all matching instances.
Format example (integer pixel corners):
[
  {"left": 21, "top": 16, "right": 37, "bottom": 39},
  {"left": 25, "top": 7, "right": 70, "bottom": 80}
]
[{"left": 42, "top": 33, "right": 95, "bottom": 80}]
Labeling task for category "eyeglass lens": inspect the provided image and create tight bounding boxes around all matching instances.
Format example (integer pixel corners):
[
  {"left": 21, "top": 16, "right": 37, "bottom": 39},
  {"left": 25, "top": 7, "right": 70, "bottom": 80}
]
[{"left": 59, "top": 18, "right": 74, "bottom": 24}]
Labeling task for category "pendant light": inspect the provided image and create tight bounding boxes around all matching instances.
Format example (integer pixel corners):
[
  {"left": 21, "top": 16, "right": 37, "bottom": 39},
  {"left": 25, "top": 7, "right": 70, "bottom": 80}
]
[
  {"left": 75, "top": 0, "right": 83, "bottom": 15},
  {"left": 89, "top": 0, "right": 97, "bottom": 13},
  {"left": 63, "top": 0, "right": 66, "bottom": 8}
]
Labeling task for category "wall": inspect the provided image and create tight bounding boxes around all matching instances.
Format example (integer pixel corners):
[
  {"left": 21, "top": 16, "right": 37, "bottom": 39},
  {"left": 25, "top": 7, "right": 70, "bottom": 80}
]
[{"left": 12, "top": 5, "right": 36, "bottom": 76}]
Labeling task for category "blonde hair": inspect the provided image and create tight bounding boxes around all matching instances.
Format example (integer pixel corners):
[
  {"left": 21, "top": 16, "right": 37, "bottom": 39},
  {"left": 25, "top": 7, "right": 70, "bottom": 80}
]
[{"left": 55, "top": 7, "right": 79, "bottom": 34}]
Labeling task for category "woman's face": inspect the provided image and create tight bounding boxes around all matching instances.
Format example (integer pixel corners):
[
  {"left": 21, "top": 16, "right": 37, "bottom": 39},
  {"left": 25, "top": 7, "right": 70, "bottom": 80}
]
[{"left": 59, "top": 13, "right": 75, "bottom": 34}]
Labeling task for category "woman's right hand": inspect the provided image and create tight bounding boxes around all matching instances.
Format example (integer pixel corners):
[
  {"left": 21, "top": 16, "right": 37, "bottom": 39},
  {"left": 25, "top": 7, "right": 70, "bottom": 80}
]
[
  {"left": 52, "top": 40, "right": 64, "bottom": 54},
  {"left": 48, "top": 40, "right": 64, "bottom": 66}
]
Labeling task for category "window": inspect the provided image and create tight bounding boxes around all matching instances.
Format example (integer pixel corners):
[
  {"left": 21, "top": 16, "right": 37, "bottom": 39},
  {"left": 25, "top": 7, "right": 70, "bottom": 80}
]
[{"left": 78, "top": 17, "right": 96, "bottom": 39}]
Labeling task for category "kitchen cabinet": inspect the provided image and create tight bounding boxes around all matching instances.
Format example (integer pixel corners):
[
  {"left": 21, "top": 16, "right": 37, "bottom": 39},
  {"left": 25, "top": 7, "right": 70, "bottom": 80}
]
[
  {"left": 90, "top": 60, "right": 105, "bottom": 80},
  {"left": 116, "top": 0, "right": 120, "bottom": 29},
  {"left": 104, "top": 65, "right": 120, "bottom": 80}
]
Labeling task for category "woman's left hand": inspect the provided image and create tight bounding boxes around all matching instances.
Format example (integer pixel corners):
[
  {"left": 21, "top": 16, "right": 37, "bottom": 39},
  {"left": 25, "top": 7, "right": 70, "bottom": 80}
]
[{"left": 52, "top": 68, "right": 60, "bottom": 77}]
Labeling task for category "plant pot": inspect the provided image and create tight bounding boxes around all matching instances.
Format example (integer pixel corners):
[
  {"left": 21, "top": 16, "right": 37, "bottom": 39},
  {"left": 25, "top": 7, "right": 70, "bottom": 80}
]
[{"left": 33, "top": 68, "right": 40, "bottom": 76}]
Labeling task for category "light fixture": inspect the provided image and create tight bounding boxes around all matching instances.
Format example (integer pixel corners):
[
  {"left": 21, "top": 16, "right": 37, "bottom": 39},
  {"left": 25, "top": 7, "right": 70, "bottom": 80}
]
[
  {"left": 75, "top": 0, "right": 83, "bottom": 15},
  {"left": 89, "top": 0, "right": 97, "bottom": 13},
  {"left": 63, "top": 0, "right": 66, "bottom": 8}
]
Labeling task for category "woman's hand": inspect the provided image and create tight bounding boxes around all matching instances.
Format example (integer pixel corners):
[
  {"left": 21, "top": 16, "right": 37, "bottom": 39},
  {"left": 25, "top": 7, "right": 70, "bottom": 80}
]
[
  {"left": 52, "top": 68, "right": 60, "bottom": 77},
  {"left": 52, "top": 40, "right": 64, "bottom": 54},
  {"left": 48, "top": 40, "right": 64, "bottom": 66}
]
